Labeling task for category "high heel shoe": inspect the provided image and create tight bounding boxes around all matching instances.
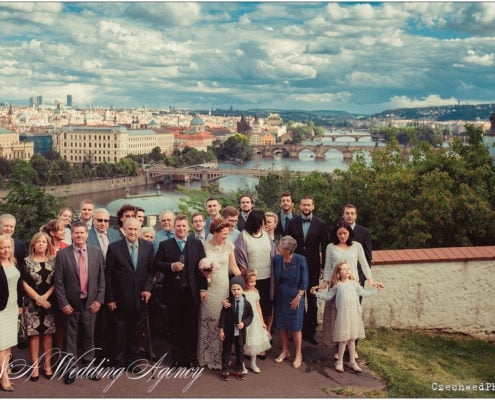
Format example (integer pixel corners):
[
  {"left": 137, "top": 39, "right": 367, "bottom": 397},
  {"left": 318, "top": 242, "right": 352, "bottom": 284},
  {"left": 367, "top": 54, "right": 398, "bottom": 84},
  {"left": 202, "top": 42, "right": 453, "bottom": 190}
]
[
  {"left": 1, "top": 381, "right": 15, "bottom": 392},
  {"left": 43, "top": 365, "right": 53, "bottom": 379},
  {"left": 274, "top": 351, "right": 290, "bottom": 363},
  {"left": 292, "top": 355, "right": 302, "bottom": 369}
]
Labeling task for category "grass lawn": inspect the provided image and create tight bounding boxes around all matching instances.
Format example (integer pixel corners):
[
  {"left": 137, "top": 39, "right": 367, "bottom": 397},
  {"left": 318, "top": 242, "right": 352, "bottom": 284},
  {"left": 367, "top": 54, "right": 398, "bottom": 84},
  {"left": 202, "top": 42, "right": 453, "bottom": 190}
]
[{"left": 358, "top": 328, "right": 495, "bottom": 398}]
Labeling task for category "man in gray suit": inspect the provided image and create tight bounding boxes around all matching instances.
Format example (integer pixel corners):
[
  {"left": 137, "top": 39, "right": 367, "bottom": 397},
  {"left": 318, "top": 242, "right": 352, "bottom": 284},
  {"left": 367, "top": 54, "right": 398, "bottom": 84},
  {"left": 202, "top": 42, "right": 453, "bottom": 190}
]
[{"left": 55, "top": 221, "right": 105, "bottom": 384}]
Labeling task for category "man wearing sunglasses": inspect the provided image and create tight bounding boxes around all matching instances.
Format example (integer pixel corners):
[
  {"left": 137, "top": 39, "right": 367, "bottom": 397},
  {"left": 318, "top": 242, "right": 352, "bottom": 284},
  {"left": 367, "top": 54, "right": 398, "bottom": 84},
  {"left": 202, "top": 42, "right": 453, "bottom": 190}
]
[{"left": 87, "top": 208, "right": 121, "bottom": 365}]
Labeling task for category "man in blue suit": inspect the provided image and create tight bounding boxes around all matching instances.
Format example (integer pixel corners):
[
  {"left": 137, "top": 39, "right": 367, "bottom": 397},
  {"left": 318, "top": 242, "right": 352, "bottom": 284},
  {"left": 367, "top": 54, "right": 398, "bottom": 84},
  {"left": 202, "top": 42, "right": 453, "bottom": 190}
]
[
  {"left": 105, "top": 218, "right": 154, "bottom": 372},
  {"left": 87, "top": 208, "right": 121, "bottom": 364}
]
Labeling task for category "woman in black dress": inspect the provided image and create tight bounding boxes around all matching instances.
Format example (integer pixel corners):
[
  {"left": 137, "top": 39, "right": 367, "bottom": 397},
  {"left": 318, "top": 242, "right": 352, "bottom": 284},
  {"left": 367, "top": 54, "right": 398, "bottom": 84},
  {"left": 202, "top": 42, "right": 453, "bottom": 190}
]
[{"left": 21, "top": 232, "right": 56, "bottom": 381}]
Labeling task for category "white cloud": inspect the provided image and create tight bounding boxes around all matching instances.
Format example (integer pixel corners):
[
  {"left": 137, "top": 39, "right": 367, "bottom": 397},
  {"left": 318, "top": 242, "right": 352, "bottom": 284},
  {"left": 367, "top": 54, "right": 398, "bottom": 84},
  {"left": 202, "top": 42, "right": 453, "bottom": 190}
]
[
  {"left": 387, "top": 95, "right": 459, "bottom": 109},
  {"left": 463, "top": 50, "right": 494, "bottom": 66}
]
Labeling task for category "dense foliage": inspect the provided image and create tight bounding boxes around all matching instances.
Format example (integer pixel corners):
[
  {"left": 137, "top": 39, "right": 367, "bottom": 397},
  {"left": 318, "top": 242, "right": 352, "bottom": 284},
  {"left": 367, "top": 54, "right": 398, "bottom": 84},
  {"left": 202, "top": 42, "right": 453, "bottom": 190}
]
[
  {"left": 126, "top": 146, "right": 216, "bottom": 167},
  {"left": 213, "top": 134, "right": 252, "bottom": 162},
  {"left": 0, "top": 159, "right": 62, "bottom": 241},
  {"left": 286, "top": 121, "right": 324, "bottom": 144},
  {"left": 372, "top": 125, "right": 444, "bottom": 147}
]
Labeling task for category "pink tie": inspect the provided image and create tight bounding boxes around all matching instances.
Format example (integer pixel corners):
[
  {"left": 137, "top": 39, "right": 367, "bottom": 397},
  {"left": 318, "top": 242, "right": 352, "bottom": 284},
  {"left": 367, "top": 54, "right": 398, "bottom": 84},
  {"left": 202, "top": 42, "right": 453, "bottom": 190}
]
[{"left": 79, "top": 248, "right": 88, "bottom": 298}]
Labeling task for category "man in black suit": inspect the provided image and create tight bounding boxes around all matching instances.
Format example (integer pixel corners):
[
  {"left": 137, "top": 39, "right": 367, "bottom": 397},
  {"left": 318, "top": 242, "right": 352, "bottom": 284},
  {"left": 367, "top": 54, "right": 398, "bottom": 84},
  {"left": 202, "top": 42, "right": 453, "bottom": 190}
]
[
  {"left": 105, "top": 218, "right": 154, "bottom": 371},
  {"left": 236, "top": 194, "right": 254, "bottom": 231},
  {"left": 286, "top": 196, "right": 328, "bottom": 345},
  {"left": 342, "top": 204, "right": 372, "bottom": 287},
  {"left": 54, "top": 221, "right": 105, "bottom": 384},
  {"left": 153, "top": 214, "right": 207, "bottom": 367},
  {"left": 275, "top": 192, "right": 295, "bottom": 237}
]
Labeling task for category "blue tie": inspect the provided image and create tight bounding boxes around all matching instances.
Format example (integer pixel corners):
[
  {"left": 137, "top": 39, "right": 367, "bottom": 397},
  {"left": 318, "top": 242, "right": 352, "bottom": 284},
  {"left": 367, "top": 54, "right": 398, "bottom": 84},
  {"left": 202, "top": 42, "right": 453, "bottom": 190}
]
[
  {"left": 130, "top": 244, "right": 138, "bottom": 270},
  {"left": 302, "top": 219, "right": 310, "bottom": 240},
  {"left": 178, "top": 240, "right": 185, "bottom": 252}
]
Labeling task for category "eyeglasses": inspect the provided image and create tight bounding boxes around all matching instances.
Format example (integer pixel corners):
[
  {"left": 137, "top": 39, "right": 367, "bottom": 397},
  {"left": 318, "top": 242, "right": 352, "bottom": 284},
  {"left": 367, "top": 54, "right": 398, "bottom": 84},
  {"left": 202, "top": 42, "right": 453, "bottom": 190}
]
[{"left": 96, "top": 219, "right": 110, "bottom": 223}]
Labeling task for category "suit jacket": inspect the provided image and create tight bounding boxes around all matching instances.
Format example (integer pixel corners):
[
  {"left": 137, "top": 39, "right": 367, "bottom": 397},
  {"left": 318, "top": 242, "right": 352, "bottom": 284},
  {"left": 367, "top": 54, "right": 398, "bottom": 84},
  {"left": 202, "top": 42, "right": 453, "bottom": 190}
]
[
  {"left": 0, "top": 264, "right": 22, "bottom": 311},
  {"left": 275, "top": 211, "right": 295, "bottom": 237},
  {"left": 54, "top": 244, "right": 105, "bottom": 311},
  {"left": 14, "top": 239, "right": 26, "bottom": 268},
  {"left": 152, "top": 235, "right": 207, "bottom": 307},
  {"left": 352, "top": 223, "right": 372, "bottom": 283},
  {"left": 87, "top": 227, "right": 121, "bottom": 252},
  {"left": 218, "top": 294, "right": 253, "bottom": 345},
  {"left": 286, "top": 215, "right": 329, "bottom": 275},
  {"left": 105, "top": 238, "right": 154, "bottom": 311}
]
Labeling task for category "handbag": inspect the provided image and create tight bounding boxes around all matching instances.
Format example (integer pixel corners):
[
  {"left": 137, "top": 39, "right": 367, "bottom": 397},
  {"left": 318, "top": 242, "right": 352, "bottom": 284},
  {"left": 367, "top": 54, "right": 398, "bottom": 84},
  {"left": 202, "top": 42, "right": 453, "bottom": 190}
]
[{"left": 17, "top": 313, "right": 29, "bottom": 349}]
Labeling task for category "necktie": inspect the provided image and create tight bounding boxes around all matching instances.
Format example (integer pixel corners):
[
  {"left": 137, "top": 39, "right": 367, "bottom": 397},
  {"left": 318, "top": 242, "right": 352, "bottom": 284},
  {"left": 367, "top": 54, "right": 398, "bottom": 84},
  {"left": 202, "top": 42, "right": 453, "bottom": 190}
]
[
  {"left": 235, "top": 299, "right": 240, "bottom": 324},
  {"left": 284, "top": 216, "right": 289, "bottom": 231},
  {"left": 302, "top": 218, "right": 311, "bottom": 223},
  {"left": 166, "top": 231, "right": 174, "bottom": 240},
  {"left": 178, "top": 240, "right": 185, "bottom": 252},
  {"left": 130, "top": 244, "right": 138, "bottom": 270},
  {"left": 302, "top": 218, "right": 311, "bottom": 241},
  {"left": 78, "top": 248, "right": 88, "bottom": 298},
  {"left": 99, "top": 233, "right": 109, "bottom": 256}
]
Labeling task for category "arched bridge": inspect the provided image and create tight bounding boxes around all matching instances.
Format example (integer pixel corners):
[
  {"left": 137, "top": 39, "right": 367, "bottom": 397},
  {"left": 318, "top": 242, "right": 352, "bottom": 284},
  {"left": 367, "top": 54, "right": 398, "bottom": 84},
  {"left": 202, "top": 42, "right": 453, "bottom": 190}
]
[
  {"left": 251, "top": 144, "right": 383, "bottom": 160},
  {"left": 148, "top": 167, "right": 313, "bottom": 187}
]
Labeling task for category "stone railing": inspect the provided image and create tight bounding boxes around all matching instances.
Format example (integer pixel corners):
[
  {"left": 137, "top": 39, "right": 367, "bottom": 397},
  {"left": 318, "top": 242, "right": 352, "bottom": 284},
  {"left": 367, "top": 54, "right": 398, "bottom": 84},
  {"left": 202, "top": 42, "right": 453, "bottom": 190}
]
[{"left": 361, "top": 246, "right": 495, "bottom": 341}]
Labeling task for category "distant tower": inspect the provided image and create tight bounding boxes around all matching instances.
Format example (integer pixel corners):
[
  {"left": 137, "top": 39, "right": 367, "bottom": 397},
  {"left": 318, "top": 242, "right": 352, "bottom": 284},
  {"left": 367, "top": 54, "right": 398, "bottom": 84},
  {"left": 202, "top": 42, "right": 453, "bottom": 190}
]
[
  {"left": 458, "top": 98, "right": 461, "bottom": 107},
  {"left": 67, "top": 95, "right": 72, "bottom": 107},
  {"left": 29, "top": 97, "right": 35, "bottom": 107},
  {"left": 36, "top": 95, "right": 43, "bottom": 107}
]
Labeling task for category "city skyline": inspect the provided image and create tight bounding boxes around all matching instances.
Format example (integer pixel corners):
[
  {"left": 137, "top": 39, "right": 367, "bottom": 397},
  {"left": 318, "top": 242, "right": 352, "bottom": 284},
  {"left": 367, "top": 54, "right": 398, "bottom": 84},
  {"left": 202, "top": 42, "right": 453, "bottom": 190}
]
[{"left": 1, "top": 2, "right": 495, "bottom": 114}]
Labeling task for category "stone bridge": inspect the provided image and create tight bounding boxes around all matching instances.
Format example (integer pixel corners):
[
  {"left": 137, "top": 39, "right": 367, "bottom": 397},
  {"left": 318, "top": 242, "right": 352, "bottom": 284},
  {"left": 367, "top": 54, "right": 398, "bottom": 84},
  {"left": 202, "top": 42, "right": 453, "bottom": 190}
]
[
  {"left": 148, "top": 167, "right": 313, "bottom": 187},
  {"left": 251, "top": 143, "right": 388, "bottom": 160}
]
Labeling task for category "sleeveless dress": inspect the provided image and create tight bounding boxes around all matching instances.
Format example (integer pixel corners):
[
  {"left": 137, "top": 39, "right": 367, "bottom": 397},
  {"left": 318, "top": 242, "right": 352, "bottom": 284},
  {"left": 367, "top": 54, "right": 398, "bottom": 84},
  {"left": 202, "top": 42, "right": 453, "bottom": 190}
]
[
  {"left": 22, "top": 258, "right": 56, "bottom": 336},
  {"left": 197, "top": 240, "right": 234, "bottom": 369},
  {"left": 243, "top": 290, "right": 271, "bottom": 356},
  {"left": 0, "top": 264, "right": 20, "bottom": 350}
]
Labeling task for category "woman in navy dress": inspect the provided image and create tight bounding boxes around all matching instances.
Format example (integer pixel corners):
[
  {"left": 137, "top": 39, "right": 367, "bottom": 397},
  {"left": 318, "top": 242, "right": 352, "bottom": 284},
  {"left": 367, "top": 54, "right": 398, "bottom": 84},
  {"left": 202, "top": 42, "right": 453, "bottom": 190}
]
[{"left": 272, "top": 235, "right": 308, "bottom": 369}]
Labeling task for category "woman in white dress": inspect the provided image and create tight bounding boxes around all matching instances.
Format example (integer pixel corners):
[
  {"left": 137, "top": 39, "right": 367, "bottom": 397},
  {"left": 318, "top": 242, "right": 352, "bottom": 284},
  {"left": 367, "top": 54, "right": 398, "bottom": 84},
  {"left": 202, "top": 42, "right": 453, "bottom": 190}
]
[
  {"left": 0, "top": 235, "right": 21, "bottom": 392},
  {"left": 198, "top": 218, "right": 242, "bottom": 370},
  {"left": 314, "top": 221, "right": 377, "bottom": 350}
]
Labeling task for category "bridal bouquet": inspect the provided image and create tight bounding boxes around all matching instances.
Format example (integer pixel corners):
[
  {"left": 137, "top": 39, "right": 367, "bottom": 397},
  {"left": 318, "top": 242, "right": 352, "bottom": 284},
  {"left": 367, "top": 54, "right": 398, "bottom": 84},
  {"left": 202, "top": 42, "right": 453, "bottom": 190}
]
[{"left": 198, "top": 257, "right": 220, "bottom": 287}]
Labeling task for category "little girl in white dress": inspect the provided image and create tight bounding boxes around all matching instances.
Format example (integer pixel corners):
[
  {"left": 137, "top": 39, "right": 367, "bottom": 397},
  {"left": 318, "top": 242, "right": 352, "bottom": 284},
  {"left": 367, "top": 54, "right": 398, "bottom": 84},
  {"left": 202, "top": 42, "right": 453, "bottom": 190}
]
[
  {"left": 311, "top": 261, "right": 382, "bottom": 373},
  {"left": 243, "top": 269, "right": 271, "bottom": 373}
]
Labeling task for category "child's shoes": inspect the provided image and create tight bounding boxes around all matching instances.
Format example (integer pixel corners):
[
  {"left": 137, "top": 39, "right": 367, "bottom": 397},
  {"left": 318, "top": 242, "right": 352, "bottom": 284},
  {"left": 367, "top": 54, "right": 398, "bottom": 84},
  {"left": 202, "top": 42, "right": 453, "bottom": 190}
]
[
  {"left": 349, "top": 361, "right": 362, "bottom": 373},
  {"left": 335, "top": 360, "right": 344, "bottom": 373}
]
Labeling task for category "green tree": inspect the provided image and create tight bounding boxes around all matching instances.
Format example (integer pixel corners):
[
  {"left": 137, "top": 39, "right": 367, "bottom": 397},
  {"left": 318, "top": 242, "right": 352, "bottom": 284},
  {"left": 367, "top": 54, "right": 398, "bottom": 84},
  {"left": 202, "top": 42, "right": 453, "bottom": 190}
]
[
  {"left": 0, "top": 159, "right": 61, "bottom": 241},
  {"left": 214, "top": 134, "right": 252, "bottom": 162}
]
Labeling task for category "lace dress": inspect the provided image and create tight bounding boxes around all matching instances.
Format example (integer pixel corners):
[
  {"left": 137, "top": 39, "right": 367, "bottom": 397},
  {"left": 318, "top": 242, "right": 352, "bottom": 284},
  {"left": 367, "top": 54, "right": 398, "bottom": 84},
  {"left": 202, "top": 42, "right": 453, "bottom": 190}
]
[
  {"left": 243, "top": 290, "right": 271, "bottom": 356},
  {"left": 22, "top": 258, "right": 56, "bottom": 336},
  {"left": 197, "top": 240, "right": 234, "bottom": 369}
]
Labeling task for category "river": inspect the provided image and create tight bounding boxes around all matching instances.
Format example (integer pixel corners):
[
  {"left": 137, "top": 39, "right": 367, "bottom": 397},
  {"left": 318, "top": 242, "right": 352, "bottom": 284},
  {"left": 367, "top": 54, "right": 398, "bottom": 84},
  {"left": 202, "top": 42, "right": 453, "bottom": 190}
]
[{"left": 64, "top": 133, "right": 381, "bottom": 211}]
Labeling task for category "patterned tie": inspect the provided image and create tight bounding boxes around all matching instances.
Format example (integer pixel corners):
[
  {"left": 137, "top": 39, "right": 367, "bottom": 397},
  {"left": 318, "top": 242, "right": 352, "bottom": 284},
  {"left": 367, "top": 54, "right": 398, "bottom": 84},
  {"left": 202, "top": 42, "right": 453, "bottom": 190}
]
[
  {"left": 130, "top": 244, "right": 138, "bottom": 270},
  {"left": 99, "top": 233, "right": 109, "bottom": 256},
  {"left": 78, "top": 248, "right": 88, "bottom": 298}
]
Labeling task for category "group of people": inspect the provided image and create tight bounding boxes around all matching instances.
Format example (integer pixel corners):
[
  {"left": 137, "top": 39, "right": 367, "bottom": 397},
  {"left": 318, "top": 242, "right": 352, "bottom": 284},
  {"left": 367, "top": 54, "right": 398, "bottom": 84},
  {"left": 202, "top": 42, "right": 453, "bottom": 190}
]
[{"left": 0, "top": 193, "right": 383, "bottom": 391}]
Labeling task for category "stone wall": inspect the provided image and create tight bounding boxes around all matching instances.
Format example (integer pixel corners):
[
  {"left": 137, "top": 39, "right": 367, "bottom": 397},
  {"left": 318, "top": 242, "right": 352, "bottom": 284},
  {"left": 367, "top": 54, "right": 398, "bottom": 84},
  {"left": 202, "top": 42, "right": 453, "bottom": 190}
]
[{"left": 361, "top": 259, "right": 495, "bottom": 341}]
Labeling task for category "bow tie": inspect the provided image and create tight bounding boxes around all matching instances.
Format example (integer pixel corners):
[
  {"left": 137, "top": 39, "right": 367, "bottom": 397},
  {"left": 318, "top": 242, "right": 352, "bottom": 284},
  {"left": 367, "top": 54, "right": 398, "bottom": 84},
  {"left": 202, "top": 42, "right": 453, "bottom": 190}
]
[{"left": 302, "top": 218, "right": 311, "bottom": 223}]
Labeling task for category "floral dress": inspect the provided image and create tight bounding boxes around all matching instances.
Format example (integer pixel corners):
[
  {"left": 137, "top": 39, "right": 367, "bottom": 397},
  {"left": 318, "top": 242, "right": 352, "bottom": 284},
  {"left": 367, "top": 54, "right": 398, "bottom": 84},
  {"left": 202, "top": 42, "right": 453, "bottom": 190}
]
[{"left": 22, "top": 258, "right": 56, "bottom": 336}]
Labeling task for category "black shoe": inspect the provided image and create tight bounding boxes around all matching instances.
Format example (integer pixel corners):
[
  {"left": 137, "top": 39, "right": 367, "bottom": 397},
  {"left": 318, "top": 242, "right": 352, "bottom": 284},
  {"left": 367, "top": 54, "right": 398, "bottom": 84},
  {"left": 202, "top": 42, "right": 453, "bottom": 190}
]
[
  {"left": 64, "top": 375, "right": 75, "bottom": 385},
  {"left": 304, "top": 336, "right": 319, "bottom": 345},
  {"left": 30, "top": 375, "right": 39, "bottom": 382}
]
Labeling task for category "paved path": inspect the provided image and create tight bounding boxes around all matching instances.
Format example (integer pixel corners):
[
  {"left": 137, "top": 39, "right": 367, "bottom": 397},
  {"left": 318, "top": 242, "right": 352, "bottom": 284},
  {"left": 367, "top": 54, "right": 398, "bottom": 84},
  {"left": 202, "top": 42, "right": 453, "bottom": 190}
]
[{"left": 3, "top": 332, "right": 386, "bottom": 398}]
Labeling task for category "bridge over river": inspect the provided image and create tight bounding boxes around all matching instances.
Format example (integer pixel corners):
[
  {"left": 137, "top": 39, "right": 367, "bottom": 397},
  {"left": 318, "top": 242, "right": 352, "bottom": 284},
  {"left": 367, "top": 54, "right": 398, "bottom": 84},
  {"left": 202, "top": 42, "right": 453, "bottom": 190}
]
[
  {"left": 251, "top": 143, "right": 388, "bottom": 160},
  {"left": 148, "top": 166, "right": 313, "bottom": 187}
]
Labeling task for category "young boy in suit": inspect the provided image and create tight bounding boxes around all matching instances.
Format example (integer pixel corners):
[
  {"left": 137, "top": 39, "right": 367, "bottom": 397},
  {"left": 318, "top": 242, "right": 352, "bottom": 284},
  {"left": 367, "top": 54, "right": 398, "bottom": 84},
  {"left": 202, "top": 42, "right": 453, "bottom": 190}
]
[{"left": 218, "top": 276, "right": 253, "bottom": 381}]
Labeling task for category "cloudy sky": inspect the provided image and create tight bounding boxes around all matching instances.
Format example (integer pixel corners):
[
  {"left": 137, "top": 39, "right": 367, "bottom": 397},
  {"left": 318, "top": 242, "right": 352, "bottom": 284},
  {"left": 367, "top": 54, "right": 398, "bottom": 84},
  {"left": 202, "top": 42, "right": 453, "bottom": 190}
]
[{"left": 1, "top": 2, "right": 494, "bottom": 114}]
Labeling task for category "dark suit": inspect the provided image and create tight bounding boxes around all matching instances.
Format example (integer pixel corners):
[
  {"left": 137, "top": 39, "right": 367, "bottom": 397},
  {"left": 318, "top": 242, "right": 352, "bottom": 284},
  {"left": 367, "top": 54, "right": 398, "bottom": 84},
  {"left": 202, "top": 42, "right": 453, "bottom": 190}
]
[
  {"left": 152, "top": 235, "right": 206, "bottom": 366},
  {"left": 218, "top": 294, "right": 253, "bottom": 372},
  {"left": 351, "top": 224, "right": 372, "bottom": 287},
  {"left": 275, "top": 211, "right": 295, "bottom": 237},
  {"left": 54, "top": 244, "right": 105, "bottom": 362},
  {"left": 105, "top": 238, "right": 154, "bottom": 367},
  {"left": 286, "top": 215, "right": 328, "bottom": 339},
  {"left": 86, "top": 227, "right": 121, "bottom": 362},
  {"left": 14, "top": 239, "right": 26, "bottom": 267}
]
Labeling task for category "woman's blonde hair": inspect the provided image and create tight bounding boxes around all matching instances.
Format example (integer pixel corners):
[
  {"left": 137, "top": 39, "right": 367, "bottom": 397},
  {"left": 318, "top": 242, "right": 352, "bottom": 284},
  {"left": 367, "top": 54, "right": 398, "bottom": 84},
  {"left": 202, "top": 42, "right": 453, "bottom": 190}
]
[
  {"left": 0, "top": 234, "right": 16, "bottom": 265},
  {"left": 29, "top": 232, "right": 52, "bottom": 259}
]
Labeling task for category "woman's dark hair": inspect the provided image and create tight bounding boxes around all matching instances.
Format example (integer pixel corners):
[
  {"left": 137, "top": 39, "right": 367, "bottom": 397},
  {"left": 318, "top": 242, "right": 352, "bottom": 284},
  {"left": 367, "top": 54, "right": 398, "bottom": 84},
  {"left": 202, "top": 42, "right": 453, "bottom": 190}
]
[
  {"left": 244, "top": 209, "right": 266, "bottom": 235},
  {"left": 330, "top": 220, "right": 354, "bottom": 246}
]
